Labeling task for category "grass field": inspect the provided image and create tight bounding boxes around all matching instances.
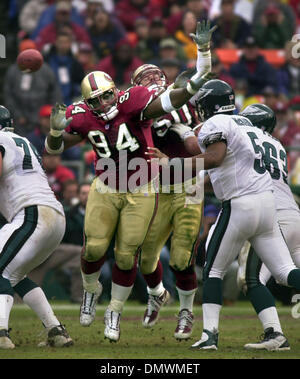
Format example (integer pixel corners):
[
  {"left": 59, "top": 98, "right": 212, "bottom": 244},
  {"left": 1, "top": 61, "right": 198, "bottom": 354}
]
[{"left": 2, "top": 301, "right": 300, "bottom": 359}]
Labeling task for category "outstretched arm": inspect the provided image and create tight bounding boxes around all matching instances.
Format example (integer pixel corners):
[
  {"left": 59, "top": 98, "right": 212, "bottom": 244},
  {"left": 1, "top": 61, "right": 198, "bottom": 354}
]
[
  {"left": 147, "top": 141, "right": 227, "bottom": 171},
  {"left": 143, "top": 20, "right": 217, "bottom": 120}
]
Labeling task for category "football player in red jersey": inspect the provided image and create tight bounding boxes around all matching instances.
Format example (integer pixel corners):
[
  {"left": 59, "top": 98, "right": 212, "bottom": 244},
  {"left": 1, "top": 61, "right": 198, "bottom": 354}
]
[
  {"left": 45, "top": 20, "right": 216, "bottom": 343},
  {"left": 131, "top": 63, "right": 206, "bottom": 340}
]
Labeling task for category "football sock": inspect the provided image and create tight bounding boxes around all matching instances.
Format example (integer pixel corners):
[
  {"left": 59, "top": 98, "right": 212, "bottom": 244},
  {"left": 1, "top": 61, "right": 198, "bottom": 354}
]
[
  {"left": 172, "top": 266, "right": 197, "bottom": 291},
  {"left": 109, "top": 282, "right": 133, "bottom": 313},
  {"left": 143, "top": 260, "right": 163, "bottom": 289},
  {"left": 202, "top": 303, "right": 221, "bottom": 332},
  {"left": 246, "top": 284, "right": 275, "bottom": 314},
  {"left": 147, "top": 281, "right": 165, "bottom": 297},
  {"left": 287, "top": 269, "right": 300, "bottom": 290},
  {"left": 176, "top": 287, "right": 197, "bottom": 312},
  {"left": 202, "top": 277, "right": 222, "bottom": 332},
  {"left": 81, "top": 269, "right": 101, "bottom": 293},
  {"left": 258, "top": 307, "right": 283, "bottom": 334},
  {"left": 0, "top": 294, "right": 14, "bottom": 330},
  {"left": 22, "top": 287, "right": 60, "bottom": 328}
]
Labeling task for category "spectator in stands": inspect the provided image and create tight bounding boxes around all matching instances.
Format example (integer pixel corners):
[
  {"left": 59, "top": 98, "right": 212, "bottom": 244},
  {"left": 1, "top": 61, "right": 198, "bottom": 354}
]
[
  {"left": 76, "top": 43, "right": 96, "bottom": 74},
  {"left": 115, "top": 0, "right": 162, "bottom": 32},
  {"left": 30, "top": 0, "right": 85, "bottom": 40},
  {"left": 19, "top": 0, "right": 48, "bottom": 36},
  {"left": 42, "top": 152, "right": 75, "bottom": 200},
  {"left": 88, "top": 9, "right": 125, "bottom": 60},
  {"left": 43, "top": 32, "right": 85, "bottom": 105},
  {"left": 81, "top": 0, "right": 104, "bottom": 29},
  {"left": 3, "top": 41, "right": 63, "bottom": 135},
  {"left": 261, "top": 86, "right": 280, "bottom": 109},
  {"left": 149, "top": 38, "right": 187, "bottom": 70},
  {"left": 175, "top": 10, "right": 198, "bottom": 61},
  {"left": 229, "top": 36, "right": 277, "bottom": 96},
  {"left": 166, "top": 0, "right": 208, "bottom": 35},
  {"left": 277, "top": 40, "right": 300, "bottom": 99},
  {"left": 146, "top": 18, "right": 168, "bottom": 60},
  {"left": 211, "top": 54, "right": 235, "bottom": 88},
  {"left": 209, "top": 0, "right": 255, "bottom": 24},
  {"left": 289, "top": 0, "right": 300, "bottom": 28},
  {"left": 253, "top": 0, "right": 296, "bottom": 41},
  {"left": 94, "top": 38, "right": 144, "bottom": 88},
  {"left": 210, "top": 0, "right": 252, "bottom": 49},
  {"left": 130, "top": 17, "right": 150, "bottom": 58},
  {"left": 27, "top": 104, "right": 81, "bottom": 161},
  {"left": 272, "top": 100, "right": 299, "bottom": 149},
  {"left": 160, "top": 58, "right": 183, "bottom": 84},
  {"left": 254, "top": 3, "right": 292, "bottom": 49},
  {"left": 35, "top": 1, "right": 91, "bottom": 53},
  {"left": 61, "top": 179, "right": 79, "bottom": 211}
]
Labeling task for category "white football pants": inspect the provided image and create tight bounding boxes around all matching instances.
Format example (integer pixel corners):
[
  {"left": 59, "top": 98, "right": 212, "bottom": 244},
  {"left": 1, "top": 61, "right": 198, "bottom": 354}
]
[
  {"left": 205, "top": 191, "right": 297, "bottom": 286},
  {"left": 0, "top": 205, "right": 65, "bottom": 287}
]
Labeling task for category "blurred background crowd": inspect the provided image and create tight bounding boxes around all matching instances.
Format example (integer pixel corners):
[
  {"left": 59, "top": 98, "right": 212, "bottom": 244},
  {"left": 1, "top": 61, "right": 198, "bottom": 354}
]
[{"left": 0, "top": 0, "right": 299, "bottom": 305}]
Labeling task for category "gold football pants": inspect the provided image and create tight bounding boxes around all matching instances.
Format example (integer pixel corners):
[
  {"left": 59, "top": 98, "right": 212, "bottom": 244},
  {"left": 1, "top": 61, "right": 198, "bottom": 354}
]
[
  {"left": 83, "top": 178, "right": 158, "bottom": 271},
  {"left": 140, "top": 191, "right": 203, "bottom": 274}
]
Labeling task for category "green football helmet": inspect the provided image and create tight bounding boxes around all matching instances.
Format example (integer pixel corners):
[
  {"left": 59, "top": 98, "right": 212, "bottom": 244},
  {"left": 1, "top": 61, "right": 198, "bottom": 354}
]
[
  {"left": 240, "top": 103, "right": 276, "bottom": 134},
  {"left": 0, "top": 105, "right": 14, "bottom": 132},
  {"left": 194, "top": 79, "right": 236, "bottom": 121}
]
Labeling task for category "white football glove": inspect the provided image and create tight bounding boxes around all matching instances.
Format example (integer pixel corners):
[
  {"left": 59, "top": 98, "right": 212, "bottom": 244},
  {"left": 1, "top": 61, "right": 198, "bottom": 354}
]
[
  {"left": 50, "top": 103, "right": 73, "bottom": 137},
  {"left": 170, "top": 123, "right": 195, "bottom": 141}
]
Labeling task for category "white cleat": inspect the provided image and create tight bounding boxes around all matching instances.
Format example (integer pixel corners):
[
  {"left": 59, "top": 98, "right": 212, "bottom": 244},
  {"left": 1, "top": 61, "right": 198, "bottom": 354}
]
[
  {"left": 174, "top": 309, "right": 194, "bottom": 340},
  {"left": 190, "top": 329, "right": 218, "bottom": 350},
  {"left": 104, "top": 308, "right": 121, "bottom": 342},
  {"left": 0, "top": 329, "right": 15, "bottom": 349},
  {"left": 244, "top": 328, "right": 290, "bottom": 351},
  {"left": 80, "top": 282, "right": 102, "bottom": 327},
  {"left": 142, "top": 289, "right": 170, "bottom": 328}
]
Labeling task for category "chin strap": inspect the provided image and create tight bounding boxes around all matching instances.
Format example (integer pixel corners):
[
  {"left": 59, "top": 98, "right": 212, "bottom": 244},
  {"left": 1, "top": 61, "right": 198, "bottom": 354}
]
[{"left": 100, "top": 106, "right": 119, "bottom": 121}]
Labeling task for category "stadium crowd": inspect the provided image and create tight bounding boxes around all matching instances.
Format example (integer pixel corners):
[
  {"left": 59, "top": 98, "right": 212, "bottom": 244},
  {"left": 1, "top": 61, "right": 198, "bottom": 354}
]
[{"left": 1, "top": 0, "right": 300, "bottom": 304}]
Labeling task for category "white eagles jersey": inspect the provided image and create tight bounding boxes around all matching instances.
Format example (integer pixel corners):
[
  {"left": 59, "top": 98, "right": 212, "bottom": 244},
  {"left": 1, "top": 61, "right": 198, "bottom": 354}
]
[
  {"left": 253, "top": 128, "right": 300, "bottom": 213},
  {"left": 0, "top": 131, "right": 64, "bottom": 222},
  {"left": 197, "top": 114, "right": 273, "bottom": 201}
]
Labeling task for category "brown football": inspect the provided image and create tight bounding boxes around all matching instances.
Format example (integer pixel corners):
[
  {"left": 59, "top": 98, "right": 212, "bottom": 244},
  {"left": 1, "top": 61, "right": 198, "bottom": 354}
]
[{"left": 17, "top": 49, "right": 43, "bottom": 73}]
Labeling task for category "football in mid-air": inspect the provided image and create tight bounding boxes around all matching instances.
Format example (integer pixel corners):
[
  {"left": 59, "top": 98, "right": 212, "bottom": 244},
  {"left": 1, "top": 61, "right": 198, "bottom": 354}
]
[{"left": 17, "top": 49, "right": 43, "bottom": 73}]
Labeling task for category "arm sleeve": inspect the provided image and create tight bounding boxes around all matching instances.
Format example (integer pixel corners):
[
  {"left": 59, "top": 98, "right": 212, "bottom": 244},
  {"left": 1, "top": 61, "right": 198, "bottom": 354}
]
[
  {"left": 126, "top": 86, "right": 156, "bottom": 121},
  {"left": 197, "top": 115, "right": 230, "bottom": 149},
  {"left": 64, "top": 105, "right": 86, "bottom": 138}
]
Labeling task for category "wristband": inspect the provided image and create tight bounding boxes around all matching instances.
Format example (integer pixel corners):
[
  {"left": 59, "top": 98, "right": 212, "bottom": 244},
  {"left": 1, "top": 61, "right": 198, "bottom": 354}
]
[
  {"left": 45, "top": 138, "right": 64, "bottom": 154},
  {"left": 50, "top": 128, "right": 63, "bottom": 137},
  {"left": 160, "top": 89, "right": 177, "bottom": 112},
  {"left": 186, "top": 81, "right": 197, "bottom": 95}
]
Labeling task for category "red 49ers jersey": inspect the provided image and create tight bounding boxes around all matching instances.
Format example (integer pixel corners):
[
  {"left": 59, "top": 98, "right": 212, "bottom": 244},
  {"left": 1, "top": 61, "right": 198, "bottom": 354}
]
[
  {"left": 152, "top": 102, "right": 198, "bottom": 186},
  {"left": 152, "top": 102, "right": 198, "bottom": 158},
  {"left": 65, "top": 86, "right": 158, "bottom": 190}
]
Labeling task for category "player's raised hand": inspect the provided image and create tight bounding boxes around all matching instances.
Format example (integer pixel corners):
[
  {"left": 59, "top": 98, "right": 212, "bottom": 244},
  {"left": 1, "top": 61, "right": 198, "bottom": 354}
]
[
  {"left": 50, "top": 103, "right": 73, "bottom": 136},
  {"left": 190, "top": 20, "right": 218, "bottom": 51}
]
